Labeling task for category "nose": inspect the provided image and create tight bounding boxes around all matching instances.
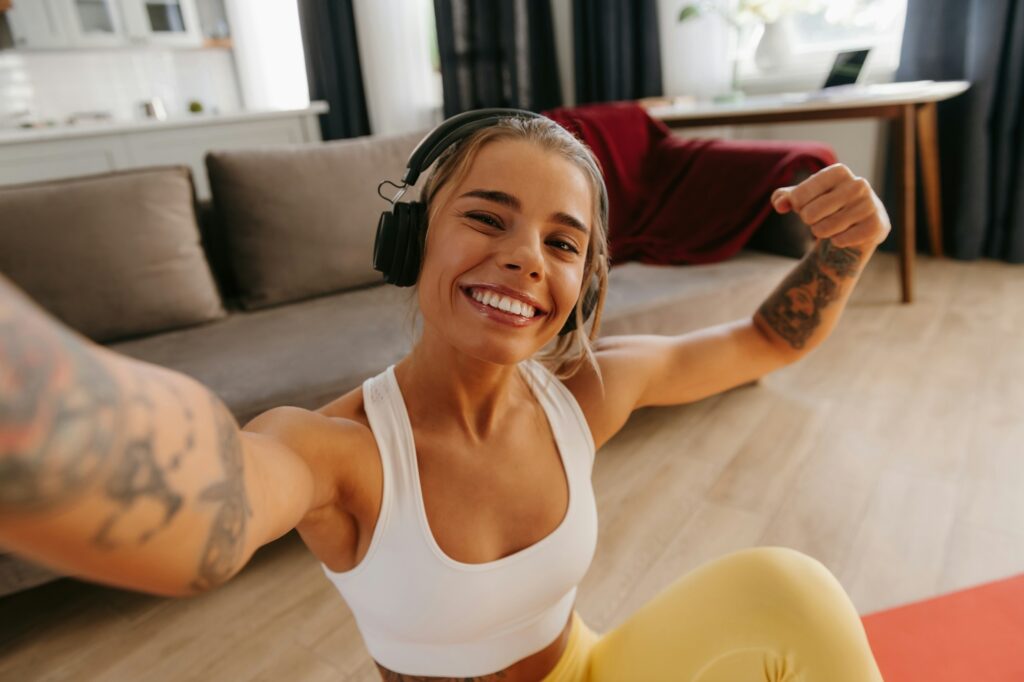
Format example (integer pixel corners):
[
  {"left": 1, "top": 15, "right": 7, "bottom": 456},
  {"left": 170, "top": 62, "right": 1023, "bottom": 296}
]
[{"left": 501, "top": 235, "right": 544, "bottom": 281}]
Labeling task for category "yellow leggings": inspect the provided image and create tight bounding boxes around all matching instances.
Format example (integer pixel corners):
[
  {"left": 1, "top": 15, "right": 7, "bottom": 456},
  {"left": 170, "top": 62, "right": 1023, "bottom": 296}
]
[{"left": 544, "top": 547, "right": 884, "bottom": 682}]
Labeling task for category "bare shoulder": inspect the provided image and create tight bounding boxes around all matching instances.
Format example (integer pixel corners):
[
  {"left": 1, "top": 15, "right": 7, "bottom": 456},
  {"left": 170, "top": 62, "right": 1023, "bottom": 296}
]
[
  {"left": 559, "top": 336, "right": 665, "bottom": 451},
  {"left": 242, "top": 386, "right": 379, "bottom": 516},
  {"left": 241, "top": 387, "right": 386, "bottom": 571}
]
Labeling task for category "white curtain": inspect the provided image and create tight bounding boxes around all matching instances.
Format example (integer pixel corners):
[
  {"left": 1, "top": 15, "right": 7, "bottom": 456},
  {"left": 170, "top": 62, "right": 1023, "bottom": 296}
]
[
  {"left": 352, "top": 0, "right": 443, "bottom": 135},
  {"left": 226, "top": 0, "right": 310, "bottom": 110}
]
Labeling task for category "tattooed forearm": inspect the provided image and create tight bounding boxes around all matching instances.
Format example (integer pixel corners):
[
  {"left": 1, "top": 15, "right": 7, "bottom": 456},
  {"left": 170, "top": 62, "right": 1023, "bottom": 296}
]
[
  {"left": 92, "top": 373, "right": 193, "bottom": 549},
  {"left": 190, "top": 394, "right": 253, "bottom": 592},
  {"left": 818, "top": 238, "right": 861, "bottom": 278},
  {"left": 0, "top": 287, "right": 120, "bottom": 514},
  {"left": 756, "top": 239, "right": 863, "bottom": 350},
  {"left": 2, "top": 275, "right": 254, "bottom": 595},
  {"left": 376, "top": 664, "right": 508, "bottom": 681}
]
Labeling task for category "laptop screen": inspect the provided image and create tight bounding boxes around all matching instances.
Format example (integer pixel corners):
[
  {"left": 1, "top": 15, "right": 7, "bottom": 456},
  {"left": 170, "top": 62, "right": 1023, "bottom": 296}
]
[{"left": 823, "top": 49, "right": 871, "bottom": 88}]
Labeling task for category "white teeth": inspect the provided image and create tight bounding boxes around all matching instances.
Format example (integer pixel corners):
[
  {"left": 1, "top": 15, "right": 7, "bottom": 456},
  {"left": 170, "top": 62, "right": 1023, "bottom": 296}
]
[{"left": 468, "top": 288, "right": 536, "bottom": 318}]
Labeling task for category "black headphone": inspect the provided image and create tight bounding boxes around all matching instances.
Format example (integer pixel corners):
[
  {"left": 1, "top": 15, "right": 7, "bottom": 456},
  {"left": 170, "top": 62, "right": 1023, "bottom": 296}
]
[{"left": 372, "top": 108, "right": 600, "bottom": 337}]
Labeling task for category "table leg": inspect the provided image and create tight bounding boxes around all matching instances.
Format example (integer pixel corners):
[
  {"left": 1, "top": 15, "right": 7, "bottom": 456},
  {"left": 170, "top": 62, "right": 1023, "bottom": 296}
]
[
  {"left": 895, "top": 104, "right": 917, "bottom": 303},
  {"left": 916, "top": 101, "right": 944, "bottom": 257}
]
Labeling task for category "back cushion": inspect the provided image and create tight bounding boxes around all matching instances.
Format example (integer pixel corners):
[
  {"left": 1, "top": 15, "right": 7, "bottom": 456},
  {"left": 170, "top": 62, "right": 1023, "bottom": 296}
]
[
  {"left": 206, "top": 129, "right": 427, "bottom": 310},
  {"left": 0, "top": 167, "right": 226, "bottom": 343}
]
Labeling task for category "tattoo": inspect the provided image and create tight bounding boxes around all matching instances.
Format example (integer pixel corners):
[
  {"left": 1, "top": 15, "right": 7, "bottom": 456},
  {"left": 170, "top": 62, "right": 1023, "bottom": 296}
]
[
  {"left": 819, "top": 238, "right": 861, "bottom": 278},
  {"left": 0, "top": 313, "right": 120, "bottom": 514},
  {"left": 757, "top": 239, "right": 862, "bottom": 350},
  {"left": 92, "top": 374, "right": 192, "bottom": 549},
  {"left": 190, "top": 395, "right": 253, "bottom": 592},
  {"left": 2, "top": 277, "right": 252, "bottom": 592},
  {"left": 376, "top": 665, "right": 508, "bottom": 682}
]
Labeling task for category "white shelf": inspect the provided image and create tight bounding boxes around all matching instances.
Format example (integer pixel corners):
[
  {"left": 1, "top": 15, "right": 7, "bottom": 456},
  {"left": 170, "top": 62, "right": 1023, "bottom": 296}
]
[{"left": 0, "top": 101, "right": 328, "bottom": 145}]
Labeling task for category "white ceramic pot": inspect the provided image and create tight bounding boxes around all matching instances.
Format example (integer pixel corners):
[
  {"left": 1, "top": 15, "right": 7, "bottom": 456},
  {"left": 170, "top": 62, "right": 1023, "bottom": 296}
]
[{"left": 754, "top": 15, "right": 796, "bottom": 72}]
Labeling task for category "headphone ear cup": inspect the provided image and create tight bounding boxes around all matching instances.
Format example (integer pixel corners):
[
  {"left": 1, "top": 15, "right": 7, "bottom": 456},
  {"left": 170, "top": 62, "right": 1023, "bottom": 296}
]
[
  {"left": 373, "top": 210, "right": 397, "bottom": 282},
  {"left": 400, "top": 201, "right": 426, "bottom": 286},
  {"left": 374, "top": 202, "right": 425, "bottom": 287},
  {"left": 579, "top": 277, "right": 600, "bottom": 323},
  {"left": 391, "top": 203, "right": 414, "bottom": 287},
  {"left": 557, "top": 275, "right": 601, "bottom": 337}
]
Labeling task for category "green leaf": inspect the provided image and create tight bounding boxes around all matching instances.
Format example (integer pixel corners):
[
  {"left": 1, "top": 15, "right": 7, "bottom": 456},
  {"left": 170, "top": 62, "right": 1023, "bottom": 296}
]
[{"left": 678, "top": 5, "right": 702, "bottom": 22}]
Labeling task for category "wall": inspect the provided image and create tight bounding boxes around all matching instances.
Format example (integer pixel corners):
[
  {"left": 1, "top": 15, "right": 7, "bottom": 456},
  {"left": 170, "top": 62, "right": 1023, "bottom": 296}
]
[{"left": 0, "top": 47, "right": 242, "bottom": 125}]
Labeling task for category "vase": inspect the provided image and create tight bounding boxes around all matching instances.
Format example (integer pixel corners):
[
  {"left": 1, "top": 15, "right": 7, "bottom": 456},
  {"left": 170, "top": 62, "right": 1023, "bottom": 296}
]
[{"left": 754, "top": 15, "right": 796, "bottom": 72}]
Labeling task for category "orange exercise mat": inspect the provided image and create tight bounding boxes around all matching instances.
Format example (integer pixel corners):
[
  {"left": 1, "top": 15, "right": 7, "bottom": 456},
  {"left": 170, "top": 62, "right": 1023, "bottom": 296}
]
[{"left": 861, "top": 573, "right": 1024, "bottom": 681}]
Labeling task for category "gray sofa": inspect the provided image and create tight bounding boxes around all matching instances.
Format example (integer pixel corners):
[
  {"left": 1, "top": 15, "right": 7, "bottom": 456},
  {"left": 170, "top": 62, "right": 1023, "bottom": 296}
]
[{"left": 0, "top": 129, "right": 813, "bottom": 597}]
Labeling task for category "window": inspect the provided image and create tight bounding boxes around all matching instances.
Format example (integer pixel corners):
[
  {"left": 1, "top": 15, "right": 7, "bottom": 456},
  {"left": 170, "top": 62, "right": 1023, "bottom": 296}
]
[
  {"left": 736, "top": 0, "right": 909, "bottom": 89},
  {"left": 791, "top": 0, "right": 907, "bottom": 58}
]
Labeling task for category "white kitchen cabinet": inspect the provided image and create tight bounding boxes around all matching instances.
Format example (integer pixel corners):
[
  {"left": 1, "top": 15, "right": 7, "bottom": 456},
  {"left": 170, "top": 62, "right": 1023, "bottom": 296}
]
[
  {"left": 6, "top": 0, "right": 72, "bottom": 49},
  {"left": 60, "top": 0, "right": 127, "bottom": 47},
  {"left": 0, "top": 103, "right": 327, "bottom": 199},
  {"left": 6, "top": 0, "right": 205, "bottom": 49},
  {"left": 119, "top": 0, "right": 202, "bottom": 47}
]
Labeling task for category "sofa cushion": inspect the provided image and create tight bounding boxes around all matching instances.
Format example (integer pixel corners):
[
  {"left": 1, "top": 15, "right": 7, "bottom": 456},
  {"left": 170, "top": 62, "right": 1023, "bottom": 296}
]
[
  {"left": 206, "top": 129, "right": 428, "bottom": 311},
  {"left": 110, "top": 283, "right": 420, "bottom": 423},
  {"left": 600, "top": 251, "right": 798, "bottom": 337},
  {"left": 109, "top": 251, "right": 796, "bottom": 424},
  {"left": 0, "top": 166, "right": 226, "bottom": 343}
]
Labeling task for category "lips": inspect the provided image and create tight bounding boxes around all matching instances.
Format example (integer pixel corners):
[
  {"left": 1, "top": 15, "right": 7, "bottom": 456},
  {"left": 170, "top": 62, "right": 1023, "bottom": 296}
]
[
  {"left": 460, "top": 286, "right": 547, "bottom": 327},
  {"left": 460, "top": 284, "right": 548, "bottom": 314}
]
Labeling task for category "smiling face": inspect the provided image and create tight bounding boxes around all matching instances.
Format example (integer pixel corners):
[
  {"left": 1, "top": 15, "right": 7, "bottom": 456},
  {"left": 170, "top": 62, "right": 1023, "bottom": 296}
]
[{"left": 415, "top": 138, "right": 595, "bottom": 366}]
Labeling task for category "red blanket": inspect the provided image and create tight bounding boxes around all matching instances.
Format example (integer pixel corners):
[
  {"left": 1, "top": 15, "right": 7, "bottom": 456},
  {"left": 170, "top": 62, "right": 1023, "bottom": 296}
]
[{"left": 542, "top": 102, "right": 837, "bottom": 265}]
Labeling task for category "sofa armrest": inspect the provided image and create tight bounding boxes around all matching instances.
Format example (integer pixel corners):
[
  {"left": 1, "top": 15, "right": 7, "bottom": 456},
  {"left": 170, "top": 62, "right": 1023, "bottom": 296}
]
[
  {"left": 746, "top": 210, "right": 814, "bottom": 259},
  {"left": 744, "top": 169, "right": 814, "bottom": 259},
  {"left": 0, "top": 552, "right": 62, "bottom": 597}
]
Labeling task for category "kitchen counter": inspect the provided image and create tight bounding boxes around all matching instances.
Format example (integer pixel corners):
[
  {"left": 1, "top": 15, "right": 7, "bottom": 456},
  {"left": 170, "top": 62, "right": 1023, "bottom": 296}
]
[
  {"left": 0, "top": 101, "right": 329, "bottom": 197},
  {"left": 0, "top": 101, "right": 329, "bottom": 145}
]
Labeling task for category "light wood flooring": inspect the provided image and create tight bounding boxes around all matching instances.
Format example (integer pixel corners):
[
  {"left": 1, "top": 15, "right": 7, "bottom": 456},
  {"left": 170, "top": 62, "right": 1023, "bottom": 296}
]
[{"left": 2, "top": 252, "right": 1023, "bottom": 681}]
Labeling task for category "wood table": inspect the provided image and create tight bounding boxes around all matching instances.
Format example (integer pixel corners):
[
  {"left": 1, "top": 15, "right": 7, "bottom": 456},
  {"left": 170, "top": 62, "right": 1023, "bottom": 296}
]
[{"left": 646, "top": 80, "right": 971, "bottom": 303}]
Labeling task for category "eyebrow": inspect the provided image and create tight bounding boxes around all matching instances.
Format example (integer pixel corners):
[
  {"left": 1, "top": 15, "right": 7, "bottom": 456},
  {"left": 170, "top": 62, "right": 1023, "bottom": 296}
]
[{"left": 458, "top": 189, "right": 590, "bottom": 235}]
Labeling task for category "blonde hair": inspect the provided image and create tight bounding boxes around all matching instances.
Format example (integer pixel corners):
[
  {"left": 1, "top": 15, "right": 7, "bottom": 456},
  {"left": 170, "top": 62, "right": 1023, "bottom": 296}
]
[{"left": 413, "top": 115, "right": 610, "bottom": 381}]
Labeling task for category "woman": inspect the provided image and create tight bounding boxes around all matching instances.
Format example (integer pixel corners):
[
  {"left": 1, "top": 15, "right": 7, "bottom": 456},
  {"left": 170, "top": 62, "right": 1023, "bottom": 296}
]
[{"left": 0, "top": 111, "right": 888, "bottom": 681}]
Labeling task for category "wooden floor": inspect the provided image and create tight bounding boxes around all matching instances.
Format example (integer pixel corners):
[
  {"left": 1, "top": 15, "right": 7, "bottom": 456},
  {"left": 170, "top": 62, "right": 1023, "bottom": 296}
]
[{"left": 2, "top": 252, "right": 1023, "bottom": 681}]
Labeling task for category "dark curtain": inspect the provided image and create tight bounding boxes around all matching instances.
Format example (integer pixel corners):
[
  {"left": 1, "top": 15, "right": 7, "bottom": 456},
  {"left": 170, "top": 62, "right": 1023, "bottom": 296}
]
[
  {"left": 573, "top": 0, "right": 662, "bottom": 105},
  {"left": 297, "top": 0, "right": 371, "bottom": 140},
  {"left": 433, "top": 0, "right": 563, "bottom": 116},
  {"left": 895, "top": 0, "right": 1024, "bottom": 261}
]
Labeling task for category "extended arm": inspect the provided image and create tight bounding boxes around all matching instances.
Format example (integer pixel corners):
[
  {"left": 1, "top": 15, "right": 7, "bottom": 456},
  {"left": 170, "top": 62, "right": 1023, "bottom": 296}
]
[
  {"left": 566, "top": 164, "right": 890, "bottom": 450},
  {"left": 0, "top": 274, "right": 323, "bottom": 597}
]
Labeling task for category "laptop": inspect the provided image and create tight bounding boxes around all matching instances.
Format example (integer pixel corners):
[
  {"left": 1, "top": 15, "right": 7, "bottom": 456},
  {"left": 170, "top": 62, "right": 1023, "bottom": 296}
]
[
  {"left": 769, "top": 48, "right": 872, "bottom": 103},
  {"left": 822, "top": 48, "right": 871, "bottom": 90}
]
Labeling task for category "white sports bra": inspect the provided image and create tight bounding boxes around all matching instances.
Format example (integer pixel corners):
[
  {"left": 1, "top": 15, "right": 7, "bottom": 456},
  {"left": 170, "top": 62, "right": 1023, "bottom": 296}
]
[{"left": 320, "top": 359, "right": 598, "bottom": 677}]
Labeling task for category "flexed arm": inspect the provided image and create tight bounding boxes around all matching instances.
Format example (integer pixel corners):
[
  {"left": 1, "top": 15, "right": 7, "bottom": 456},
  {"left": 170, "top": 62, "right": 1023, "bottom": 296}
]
[
  {"left": 754, "top": 164, "right": 890, "bottom": 354},
  {"left": 564, "top": 164, "right": 891, "bottom": 450},
  {"left": 0, "top": 274, "right": 320, "bottom": 597}
]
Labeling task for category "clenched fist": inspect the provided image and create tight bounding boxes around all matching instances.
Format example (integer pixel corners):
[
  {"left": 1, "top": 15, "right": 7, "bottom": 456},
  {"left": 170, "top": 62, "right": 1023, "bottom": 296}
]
[{"left": 771, "top": 163, "right": 892, "bottom": 249}]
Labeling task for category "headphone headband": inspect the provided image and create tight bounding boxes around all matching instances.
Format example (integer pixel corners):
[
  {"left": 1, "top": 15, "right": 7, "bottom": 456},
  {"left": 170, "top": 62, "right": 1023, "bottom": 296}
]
[{"left": 401, "top": 108, "right": 543, "bottom": 186}]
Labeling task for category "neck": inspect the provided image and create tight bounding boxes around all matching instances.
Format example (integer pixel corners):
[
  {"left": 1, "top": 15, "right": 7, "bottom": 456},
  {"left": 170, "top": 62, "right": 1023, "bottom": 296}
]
[{"left": 394, "top": 328, "right": 531, "bottom": 443}]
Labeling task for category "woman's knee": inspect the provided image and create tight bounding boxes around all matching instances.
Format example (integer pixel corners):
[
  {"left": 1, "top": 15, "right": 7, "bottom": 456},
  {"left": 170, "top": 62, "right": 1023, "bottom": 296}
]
[{"left": 710, "top": 546, "right": 848, "bottom": 612}]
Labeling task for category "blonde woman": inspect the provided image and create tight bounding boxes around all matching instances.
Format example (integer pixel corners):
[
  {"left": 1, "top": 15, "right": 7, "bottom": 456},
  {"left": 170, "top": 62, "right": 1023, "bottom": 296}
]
[{"left": 0, "top": 110, "right": 888, "bottom": 681}]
